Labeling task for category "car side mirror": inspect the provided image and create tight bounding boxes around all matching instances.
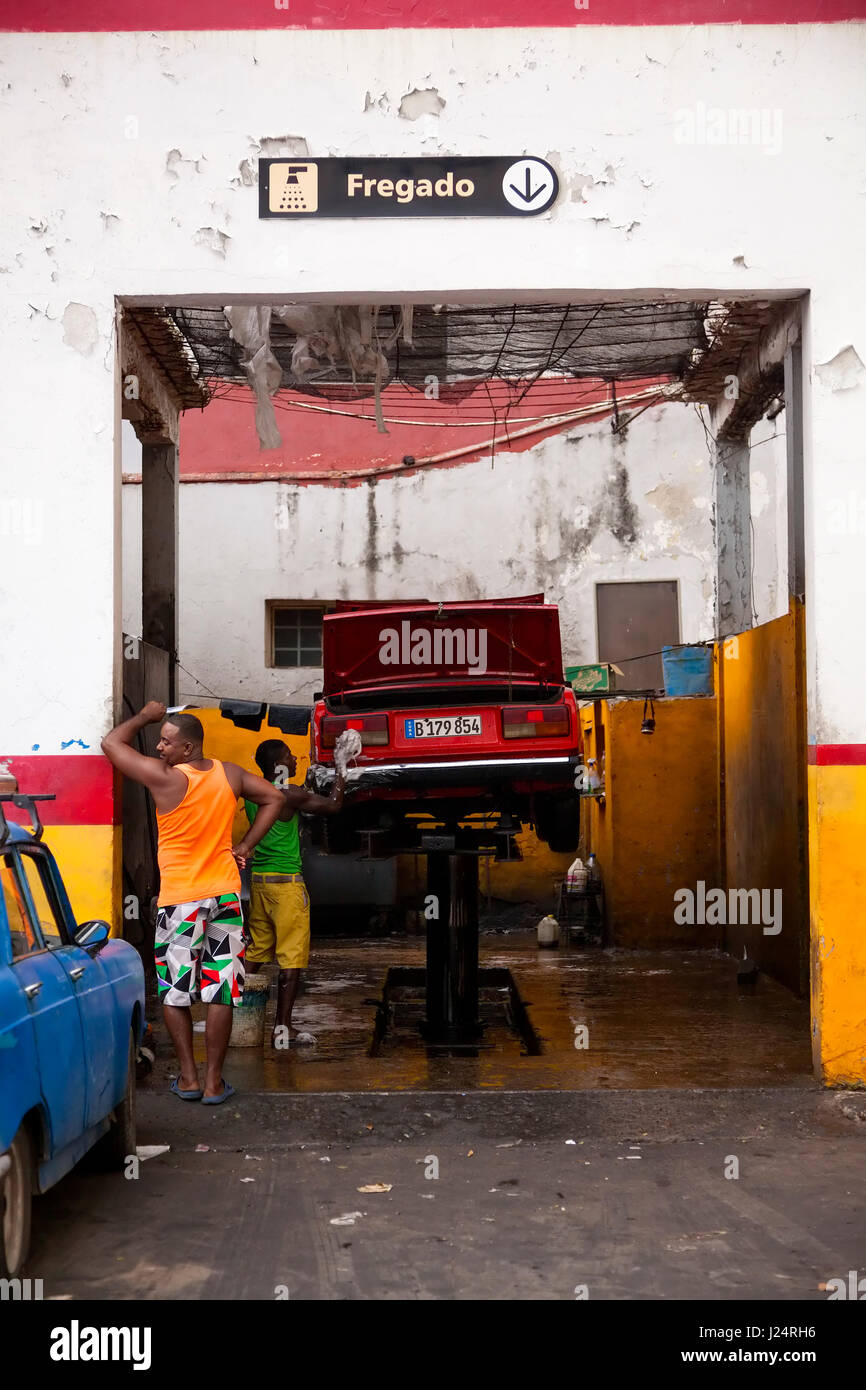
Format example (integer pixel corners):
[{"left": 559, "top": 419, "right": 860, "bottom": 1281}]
[{"left": 74, "top": 919, "right": 111, "bottom": 950}]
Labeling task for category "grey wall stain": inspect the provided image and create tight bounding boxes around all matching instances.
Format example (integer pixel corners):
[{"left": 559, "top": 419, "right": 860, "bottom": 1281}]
[
  {"left": 366, "top": 480, "right": 380, "bottom": 574},
  {"left": 608, "top": 438, "right": 640, "bottom": 544}
]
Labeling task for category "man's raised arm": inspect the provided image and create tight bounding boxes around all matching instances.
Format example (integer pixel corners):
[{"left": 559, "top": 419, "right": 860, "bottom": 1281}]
[
  {"left": 101, "top": 701, "right": 176, "bottom": 794},
  {"left": 280, "top": 772, "right": 346, "bottom": 818}
]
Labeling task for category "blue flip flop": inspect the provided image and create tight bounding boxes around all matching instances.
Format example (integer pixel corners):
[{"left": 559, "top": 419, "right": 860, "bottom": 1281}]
[
  {"left": 170, "top": 1076, "right": 203, "bottom": 1101},
  {"left": 201, "top": 1080, "right": 236, "bottom": 1106}
]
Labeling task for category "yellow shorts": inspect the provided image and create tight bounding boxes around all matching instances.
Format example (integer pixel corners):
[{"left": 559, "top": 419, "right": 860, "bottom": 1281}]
[{"left": 246, "top": 877, "right": 310, "bottom": 970}]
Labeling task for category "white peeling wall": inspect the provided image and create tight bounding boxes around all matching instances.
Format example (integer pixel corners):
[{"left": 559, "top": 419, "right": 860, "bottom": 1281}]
[
  {"left": 123, "top": 402, "right": 722, "bottom": 704},
  {"left": 2, "top": 24, "right": 865, "bottom": 746},
  {"left": 0, "top": 294, "right": 118, "bottom": 751},
  {"left": 749, "top": 413, "right": 789, "bottom": 628}
]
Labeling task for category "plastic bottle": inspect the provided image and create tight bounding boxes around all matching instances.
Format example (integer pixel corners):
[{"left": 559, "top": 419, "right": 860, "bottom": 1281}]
[
  {"left": 587, "top": 852, "right": 598, "bottom": 883},
  {"left": 566, "top": 856, "right": 588, "bottom": 892},
  {"left": 537, "top": 914, "right": 560, "bottom": 948}
]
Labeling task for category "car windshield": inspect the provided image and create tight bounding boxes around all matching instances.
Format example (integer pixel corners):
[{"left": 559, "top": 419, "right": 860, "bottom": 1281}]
[{"left": 17, "top": 851, "right": 64, "bottom": 944}]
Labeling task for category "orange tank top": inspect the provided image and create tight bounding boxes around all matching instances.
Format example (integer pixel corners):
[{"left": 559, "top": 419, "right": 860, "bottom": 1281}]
[{"left": 156, "top": 760, "right": 241, "bottom": 907}]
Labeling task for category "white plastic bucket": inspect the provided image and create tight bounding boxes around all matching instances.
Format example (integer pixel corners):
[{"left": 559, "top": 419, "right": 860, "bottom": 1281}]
[{"left": 229, "top": 973, "right": 270, "bottom": 1047}]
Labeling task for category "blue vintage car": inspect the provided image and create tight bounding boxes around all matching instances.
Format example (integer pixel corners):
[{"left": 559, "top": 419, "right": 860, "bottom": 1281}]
[{"left": 0, "top": 790, "right": 145, "bottom": 1276}]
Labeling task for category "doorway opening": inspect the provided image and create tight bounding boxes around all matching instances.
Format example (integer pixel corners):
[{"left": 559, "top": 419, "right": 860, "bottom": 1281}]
[{"left": 117, "top": 290, "right": 810, "bottom": 1091}]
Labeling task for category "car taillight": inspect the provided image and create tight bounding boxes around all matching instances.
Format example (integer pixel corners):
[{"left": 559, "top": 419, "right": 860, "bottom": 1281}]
[
  {"left": 321, "top": 713, "right": 389, "bottom": 748},
  {"left": 502, "top": 705, "right": 570, "bottom": 739}
]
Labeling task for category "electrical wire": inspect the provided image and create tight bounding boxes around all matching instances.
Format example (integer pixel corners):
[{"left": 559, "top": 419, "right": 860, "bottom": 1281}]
[
  {"left": 211, "top": 376, "right": 668, "bottom": 429},
  {"left": 136, "top": 634, "right": 714, "bottom": 712}
]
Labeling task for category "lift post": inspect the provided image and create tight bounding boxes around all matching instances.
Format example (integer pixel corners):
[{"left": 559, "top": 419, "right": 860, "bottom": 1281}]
[{"left": 421, "top": 851, "right": 483, "bottom": 1046}]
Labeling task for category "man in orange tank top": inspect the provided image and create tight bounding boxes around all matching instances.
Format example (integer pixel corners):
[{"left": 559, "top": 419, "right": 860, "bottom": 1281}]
[{"left": 102, "top": 701, "right": 284, "bottom": 1103}]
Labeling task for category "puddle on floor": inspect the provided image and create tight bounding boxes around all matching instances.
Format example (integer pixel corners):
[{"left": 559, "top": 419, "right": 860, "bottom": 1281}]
[{"left": 162, "top": 930, "right": 812, "bottom": 1094}]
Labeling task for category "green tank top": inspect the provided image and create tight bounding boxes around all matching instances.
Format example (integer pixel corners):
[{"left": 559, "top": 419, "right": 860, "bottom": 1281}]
[{"left": 244, "top": 798, "right": 302, "bottom": 874}]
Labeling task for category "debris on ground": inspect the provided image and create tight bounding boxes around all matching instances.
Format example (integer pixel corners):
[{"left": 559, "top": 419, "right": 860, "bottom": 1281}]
[
  {"left": 135, "top": 1145, "right": 170, "bottom": 1161},
  {"left": 357, "top": 1183, "right": 392, "bottom": 1193}
]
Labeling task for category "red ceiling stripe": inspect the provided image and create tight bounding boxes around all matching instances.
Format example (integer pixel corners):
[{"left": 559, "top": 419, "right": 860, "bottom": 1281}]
[{"left": 1, "top": 0, "right": 863, "bottom": 30}]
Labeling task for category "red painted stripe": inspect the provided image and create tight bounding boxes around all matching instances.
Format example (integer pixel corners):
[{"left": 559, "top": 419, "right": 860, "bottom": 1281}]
[
  {"left": 809, "top": 744, "right": 866, "bottom": 766},
  {"left": 1, "top": 756, "right": 115, "bottom": 826},
  {"left": 1, "top": 0, "right": 862, "bottom": 30},
  {"left": 177, "top": 378, "right": 659, "bottom": 484}
]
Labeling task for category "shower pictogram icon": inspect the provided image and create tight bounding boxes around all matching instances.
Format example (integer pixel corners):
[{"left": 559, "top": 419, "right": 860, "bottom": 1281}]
[{"left": 268, "top": 162, "right": 319, "bottom": 214}]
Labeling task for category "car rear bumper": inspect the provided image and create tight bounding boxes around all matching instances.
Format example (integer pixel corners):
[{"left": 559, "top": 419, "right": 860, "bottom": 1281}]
[{"left": 308, "top": 753, "right": 580, "bottom": 794}]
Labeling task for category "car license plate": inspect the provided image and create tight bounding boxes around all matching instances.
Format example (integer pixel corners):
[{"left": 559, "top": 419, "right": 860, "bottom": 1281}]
[{"left": 404, "top": 716, "right": 482, "bottom": 739}]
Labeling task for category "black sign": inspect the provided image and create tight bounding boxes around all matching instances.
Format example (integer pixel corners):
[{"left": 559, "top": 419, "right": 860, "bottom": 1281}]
[{"left": 258, "top": 157, "right": 558, "bottom": 219}]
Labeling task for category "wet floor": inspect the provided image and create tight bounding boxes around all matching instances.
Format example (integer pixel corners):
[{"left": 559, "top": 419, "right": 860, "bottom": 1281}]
[{"left": 146, "top": 929, "right": 813, "bottom": 1094}]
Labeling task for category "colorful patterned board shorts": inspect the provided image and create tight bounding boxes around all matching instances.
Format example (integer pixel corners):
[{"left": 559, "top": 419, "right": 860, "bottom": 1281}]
[{"left": 154, "top": 892, "right": 247, "bottom": 1007}]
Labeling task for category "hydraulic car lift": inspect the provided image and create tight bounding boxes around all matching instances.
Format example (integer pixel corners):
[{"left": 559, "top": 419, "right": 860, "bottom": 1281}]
[{"left": 377, "top": 821, "right": 522, "bottom": 1049}]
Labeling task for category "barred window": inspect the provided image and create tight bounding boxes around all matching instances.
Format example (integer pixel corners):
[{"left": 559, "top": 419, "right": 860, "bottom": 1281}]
[{"left": 268, "top": 604, "right": 327, "bottom": 668}]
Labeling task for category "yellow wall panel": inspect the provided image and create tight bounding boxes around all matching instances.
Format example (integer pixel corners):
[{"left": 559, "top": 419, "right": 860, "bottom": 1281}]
[
  {"left": 809, "top": 764, "right": 866, "bottom": 1085},
  {"left": 43, "top": 824, "right": 117, "bottom": 931}
]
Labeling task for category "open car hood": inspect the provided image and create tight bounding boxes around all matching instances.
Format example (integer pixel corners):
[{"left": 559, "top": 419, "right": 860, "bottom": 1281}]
[{"left": 322, "top": 599, "right": 564, "bottom": 696}]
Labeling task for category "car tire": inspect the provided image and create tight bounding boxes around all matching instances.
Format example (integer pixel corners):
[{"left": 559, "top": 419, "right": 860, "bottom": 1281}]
[
  {"left": 92, "top": 1027, "right": 137, "bottom": 1172},
  {"left": 543, "top": 799, "right": 582, "bottom": 854},
  {"left": 1, "top": 1124, "right": 34, "bottom": 1278}
]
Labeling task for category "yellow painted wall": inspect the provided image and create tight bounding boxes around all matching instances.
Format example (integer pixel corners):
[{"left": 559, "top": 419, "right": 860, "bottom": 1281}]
[
  {"left": 719, "top": 603, "right": 808, "bottom": 994},
  {"left": 809, "top": 765, "right": 866, "bottom": 1085},
  {"left": 487, "top": 831, "right": 573, "bottom": 908},
  {"left": 581, "top": 695, "right": 720, "bottom": 947},
  {"left": 48, "top": 824, "right": 117, "bottom": 930}
]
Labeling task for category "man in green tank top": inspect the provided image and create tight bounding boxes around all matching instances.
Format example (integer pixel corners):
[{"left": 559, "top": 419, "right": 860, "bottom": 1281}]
[{"left": 244, "top": 739, "right": 345, "bottom": 1045}]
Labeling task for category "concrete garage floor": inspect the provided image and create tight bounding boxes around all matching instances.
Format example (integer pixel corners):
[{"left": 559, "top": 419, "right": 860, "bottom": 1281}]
[
  {"left": 25, "top": 932, "right": 856, "bottom": 1303},
  {"left": 26, "top": 1089, "right": 866, "bottom": 1301},
  {"left": 185, "top": 930, "right": 813, "bottom": 1093}
]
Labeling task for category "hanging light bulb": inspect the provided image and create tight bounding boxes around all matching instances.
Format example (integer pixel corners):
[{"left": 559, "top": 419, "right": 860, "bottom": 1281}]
[{"left": 641, "top": 697, "right": 655, "bottom": 735}]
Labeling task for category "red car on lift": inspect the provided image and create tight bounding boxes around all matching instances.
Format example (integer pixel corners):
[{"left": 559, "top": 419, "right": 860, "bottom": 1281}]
[{"left": 306, "top": 595, "right": 583, "bottom": 855}]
